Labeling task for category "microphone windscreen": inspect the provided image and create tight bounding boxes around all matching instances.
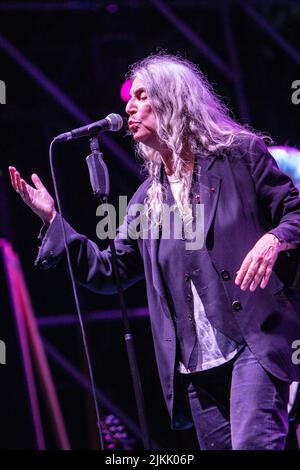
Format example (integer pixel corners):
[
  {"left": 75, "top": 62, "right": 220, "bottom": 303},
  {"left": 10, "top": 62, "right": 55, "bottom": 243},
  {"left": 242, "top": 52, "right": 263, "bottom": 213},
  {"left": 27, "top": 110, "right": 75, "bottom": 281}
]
[{"left": 106, "top": 113, "right": 123, "bottom": 132}]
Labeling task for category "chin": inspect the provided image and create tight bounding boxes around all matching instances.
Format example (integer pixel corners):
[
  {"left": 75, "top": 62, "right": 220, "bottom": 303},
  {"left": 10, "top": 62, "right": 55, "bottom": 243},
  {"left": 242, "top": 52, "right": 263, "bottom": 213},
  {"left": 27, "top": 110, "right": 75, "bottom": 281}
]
[
  {"left": 133, "top": 133, "right": 147, "bottom": 144},
  {"left": 134, "top": 134, "right": 152, "bottom": 146},
  {"left": 132, "top": 131, "right": 157, "bottom": 149}
]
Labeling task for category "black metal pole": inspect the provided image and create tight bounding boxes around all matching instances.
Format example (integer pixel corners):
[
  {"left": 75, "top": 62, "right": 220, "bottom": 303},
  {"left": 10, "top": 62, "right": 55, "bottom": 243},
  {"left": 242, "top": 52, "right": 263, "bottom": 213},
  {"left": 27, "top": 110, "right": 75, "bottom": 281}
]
[{"left": 86, "top": 136, "right": 151, "bottom": 450}]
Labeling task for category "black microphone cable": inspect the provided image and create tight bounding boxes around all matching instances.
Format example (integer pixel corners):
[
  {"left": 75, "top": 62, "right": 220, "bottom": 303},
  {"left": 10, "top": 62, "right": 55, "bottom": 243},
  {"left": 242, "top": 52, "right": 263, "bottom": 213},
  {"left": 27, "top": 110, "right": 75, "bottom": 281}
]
[{"left": 49, "top": 139, "right": 104, "bottom": 450}]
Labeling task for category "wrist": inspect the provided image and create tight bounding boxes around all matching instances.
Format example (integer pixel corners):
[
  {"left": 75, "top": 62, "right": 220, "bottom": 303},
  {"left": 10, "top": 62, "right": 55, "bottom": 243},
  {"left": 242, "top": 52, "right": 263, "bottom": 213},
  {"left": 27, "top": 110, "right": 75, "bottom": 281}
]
[
  {"left": 269, "top": 233, "right": 287, "bottom": 252},
  {"left": 44, "top": 210, "right": 57, "bottom": 226}
]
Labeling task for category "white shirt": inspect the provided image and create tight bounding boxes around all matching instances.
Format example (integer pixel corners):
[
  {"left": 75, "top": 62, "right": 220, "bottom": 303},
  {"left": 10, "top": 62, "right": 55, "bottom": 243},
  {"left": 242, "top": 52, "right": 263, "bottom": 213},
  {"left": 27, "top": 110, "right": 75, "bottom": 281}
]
[{"left": 167, "top": 173, "right": 243, "bottom": 373}]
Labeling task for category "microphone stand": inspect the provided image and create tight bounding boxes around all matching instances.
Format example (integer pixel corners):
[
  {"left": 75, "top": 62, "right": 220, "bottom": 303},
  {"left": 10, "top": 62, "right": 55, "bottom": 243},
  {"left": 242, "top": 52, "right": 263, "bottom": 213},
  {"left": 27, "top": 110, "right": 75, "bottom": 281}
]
[{"left": 86, "top": 135, "right": 151, "bottom": 450}]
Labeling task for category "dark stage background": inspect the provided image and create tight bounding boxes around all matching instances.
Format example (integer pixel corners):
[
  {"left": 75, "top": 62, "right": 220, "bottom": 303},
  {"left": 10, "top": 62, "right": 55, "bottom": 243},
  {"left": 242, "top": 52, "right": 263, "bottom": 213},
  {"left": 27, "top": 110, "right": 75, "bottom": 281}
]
[{"left": 0, "top": 0, "right": 299, "bottom": 449}]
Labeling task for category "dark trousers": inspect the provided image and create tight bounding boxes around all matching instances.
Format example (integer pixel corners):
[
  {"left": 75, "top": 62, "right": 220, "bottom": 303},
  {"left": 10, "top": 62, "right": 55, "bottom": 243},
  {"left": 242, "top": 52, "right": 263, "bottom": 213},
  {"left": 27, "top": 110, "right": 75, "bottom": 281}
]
[{"left": 182, "top": 343, "right": 290, "bottom": 450}]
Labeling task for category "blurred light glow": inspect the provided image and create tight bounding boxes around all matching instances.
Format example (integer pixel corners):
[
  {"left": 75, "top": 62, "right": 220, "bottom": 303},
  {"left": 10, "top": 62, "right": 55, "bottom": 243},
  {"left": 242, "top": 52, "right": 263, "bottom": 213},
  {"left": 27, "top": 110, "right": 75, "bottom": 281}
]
[
  {"left": 120, "top": 79, "right": 132, "bottom": 102},
  {"left": 106, "top": 4, "right": 119, "bottom": 14},
  {"left": 269, "top": 145, "right": 300, "bottom": 188}
]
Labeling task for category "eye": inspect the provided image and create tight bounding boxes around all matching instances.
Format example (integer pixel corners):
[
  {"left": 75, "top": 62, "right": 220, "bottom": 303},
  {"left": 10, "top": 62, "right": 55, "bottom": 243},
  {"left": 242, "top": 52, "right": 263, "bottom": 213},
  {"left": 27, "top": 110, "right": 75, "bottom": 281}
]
[{"left": 139, "top": 91, "right": 147, "bottom": 100}]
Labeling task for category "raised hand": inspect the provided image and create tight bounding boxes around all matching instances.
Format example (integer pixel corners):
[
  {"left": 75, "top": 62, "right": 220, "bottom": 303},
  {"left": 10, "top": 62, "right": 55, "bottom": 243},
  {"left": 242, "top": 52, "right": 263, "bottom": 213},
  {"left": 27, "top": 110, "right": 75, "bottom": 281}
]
[{"left": 8, "top": 166, "right": 57, "bottom": 226}]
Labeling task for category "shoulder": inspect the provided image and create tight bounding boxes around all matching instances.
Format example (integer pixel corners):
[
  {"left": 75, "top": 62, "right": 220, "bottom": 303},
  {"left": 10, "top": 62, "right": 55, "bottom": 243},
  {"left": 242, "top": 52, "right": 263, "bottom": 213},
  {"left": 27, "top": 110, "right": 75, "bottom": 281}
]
[
  {"left": 226, "top": 134, "right": 272, "bottom": 171},
  {"left": 228, "top": 134, "right": 268, "bottom": 157}
]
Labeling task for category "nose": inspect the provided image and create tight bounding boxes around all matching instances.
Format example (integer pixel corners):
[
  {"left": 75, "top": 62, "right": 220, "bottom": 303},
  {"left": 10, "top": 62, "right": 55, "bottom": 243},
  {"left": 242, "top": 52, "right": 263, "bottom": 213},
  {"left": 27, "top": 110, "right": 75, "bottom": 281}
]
[{"left": 125, "top": 97, "right": 136, "bottom": 116}]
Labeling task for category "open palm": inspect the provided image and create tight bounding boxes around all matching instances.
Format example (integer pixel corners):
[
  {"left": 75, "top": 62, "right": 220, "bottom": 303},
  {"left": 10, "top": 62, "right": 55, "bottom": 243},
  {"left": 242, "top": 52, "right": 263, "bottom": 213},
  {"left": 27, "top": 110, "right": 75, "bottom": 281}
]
[{"left": 8, "top": 166, "right": 56, "bottom": 225}]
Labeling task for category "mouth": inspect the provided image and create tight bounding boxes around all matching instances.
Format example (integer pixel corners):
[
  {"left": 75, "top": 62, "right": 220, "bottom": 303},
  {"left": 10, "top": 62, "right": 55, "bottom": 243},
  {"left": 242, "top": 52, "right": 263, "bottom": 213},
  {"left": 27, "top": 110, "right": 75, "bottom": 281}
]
[{"left": 128, "top": 119, "right": 141, "bottom": 131}]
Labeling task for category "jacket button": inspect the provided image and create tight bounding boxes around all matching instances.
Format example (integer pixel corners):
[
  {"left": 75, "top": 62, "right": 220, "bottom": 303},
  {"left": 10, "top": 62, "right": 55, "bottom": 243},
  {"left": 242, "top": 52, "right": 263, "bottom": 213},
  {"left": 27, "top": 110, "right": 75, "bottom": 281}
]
[
  {"left": 185, "top": 274, "right": 190, "bottom": 282},
  {"left": 188, "top": 314, "right": 193, "bottom": 322},
  {"left": 187, "top": 294, "right": 192, "bottom": 302},
  {"left": 221, "top": 270, "right": 231, "bottom": 281},
  {"left": 232, "top": 300, "right": 242, "bottom": 311}
]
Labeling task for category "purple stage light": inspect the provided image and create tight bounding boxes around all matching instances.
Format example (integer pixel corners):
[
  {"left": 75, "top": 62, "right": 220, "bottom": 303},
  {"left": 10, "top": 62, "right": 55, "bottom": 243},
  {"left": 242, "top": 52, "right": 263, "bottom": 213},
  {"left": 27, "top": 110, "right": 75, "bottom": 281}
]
[
  {"left": 106, "top": 3, "right": 119, "bottom": 14},
  {"left": 269, "top": 145, "right": 300, "bottom": 189},
  {"left": 120, "top": 79, "right": 131, "bottom": 102}
]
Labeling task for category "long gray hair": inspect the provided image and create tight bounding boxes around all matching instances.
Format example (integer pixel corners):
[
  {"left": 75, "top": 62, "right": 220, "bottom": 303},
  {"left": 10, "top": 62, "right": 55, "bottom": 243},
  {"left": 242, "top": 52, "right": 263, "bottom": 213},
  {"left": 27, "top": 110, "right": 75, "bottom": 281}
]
[{"left": 127, "top": 52, "right": 266, "bottom": 228}]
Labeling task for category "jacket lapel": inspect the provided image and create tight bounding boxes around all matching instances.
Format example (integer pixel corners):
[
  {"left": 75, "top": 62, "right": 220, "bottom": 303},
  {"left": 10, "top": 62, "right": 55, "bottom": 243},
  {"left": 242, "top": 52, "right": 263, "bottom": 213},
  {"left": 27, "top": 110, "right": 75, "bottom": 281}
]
[
  {"left": 145, "top": 154, "right": 222, "bottom": 297},
  {"left": 193, "top": 157, "right": 222, "bottom": 243}
]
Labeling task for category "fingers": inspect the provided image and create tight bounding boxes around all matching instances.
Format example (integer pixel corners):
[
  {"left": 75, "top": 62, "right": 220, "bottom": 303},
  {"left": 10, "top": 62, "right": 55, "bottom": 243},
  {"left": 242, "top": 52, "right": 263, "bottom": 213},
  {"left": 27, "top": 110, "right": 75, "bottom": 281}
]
[
  {"left": 239, "top": 258, "right": 258, "bottom": 290},
  {"left": 31, "top": 173, "right": 44, "bottom": 191},
  {"left": 235, "top": 250, "right": 262, "bottom": 291},
  {"left": 8, "top": 166, "right": 23, "bottom": 194},
  {"left": 10, "top": 167, "right": 49, "bottom": 193},
  {"left": 8, "top": 166, "right": 31, "bottom": 200},
  {"left": 260, "top": 266, "right": 272, "bottom": 289},
  {"left": 21, "top": 178, "right": 30, "bottom": 203},
  {"left": 15, "top": 171, "right": 23, "bottom": 194},
  {"left": 249, "top": 260, "right": 269, "bottom": 291},
  {"left": 235, "top": 250, "right": 274, "bottom": 292},
  {"left": 8, "top": 166, "right": 18, "bottom": 191},
  {"left": 235, "top": 252, "right": 252, "bottom": 286}
]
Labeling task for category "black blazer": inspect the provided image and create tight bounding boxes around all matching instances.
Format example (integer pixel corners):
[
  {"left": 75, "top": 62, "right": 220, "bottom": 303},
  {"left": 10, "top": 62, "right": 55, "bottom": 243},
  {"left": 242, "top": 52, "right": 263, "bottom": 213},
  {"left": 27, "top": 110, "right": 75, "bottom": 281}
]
[{"left": 36, "top": 136, "right": 300, "bottom": 429}]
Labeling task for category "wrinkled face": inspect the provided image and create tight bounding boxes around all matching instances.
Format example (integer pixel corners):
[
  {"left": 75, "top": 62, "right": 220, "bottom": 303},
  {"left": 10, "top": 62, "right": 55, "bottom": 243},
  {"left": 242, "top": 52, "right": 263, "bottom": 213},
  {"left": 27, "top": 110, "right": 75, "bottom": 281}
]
[{"left": 125, "top": 77, "right": 159, "bottom": 149}]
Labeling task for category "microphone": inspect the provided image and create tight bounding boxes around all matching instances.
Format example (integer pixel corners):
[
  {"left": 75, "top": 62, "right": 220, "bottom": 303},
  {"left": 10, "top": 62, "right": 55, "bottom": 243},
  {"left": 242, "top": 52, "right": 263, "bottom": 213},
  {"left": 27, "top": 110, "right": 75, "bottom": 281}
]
[{"left": 54, "top": 113, "right": 123, "bottom": 142}]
